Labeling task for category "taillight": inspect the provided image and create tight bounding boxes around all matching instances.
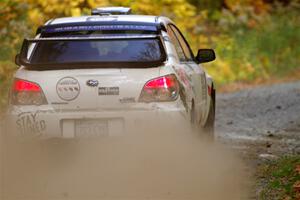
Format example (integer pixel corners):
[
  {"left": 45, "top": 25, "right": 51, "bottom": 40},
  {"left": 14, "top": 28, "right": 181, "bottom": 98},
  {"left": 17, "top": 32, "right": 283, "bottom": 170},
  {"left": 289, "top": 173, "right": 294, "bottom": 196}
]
[
  {"left": 11, "top": 79, "right": 47, "bottom": 105},
  {"left": 139, "top": 74, "right": 179, "bottom": 102}
]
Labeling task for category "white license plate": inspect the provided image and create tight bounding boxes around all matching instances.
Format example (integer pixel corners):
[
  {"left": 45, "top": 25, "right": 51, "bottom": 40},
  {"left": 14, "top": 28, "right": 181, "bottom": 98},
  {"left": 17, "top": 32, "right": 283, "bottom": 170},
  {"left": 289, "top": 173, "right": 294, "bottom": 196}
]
[{"left": 75, "top": 119, "right": 108, "bottom": 137}]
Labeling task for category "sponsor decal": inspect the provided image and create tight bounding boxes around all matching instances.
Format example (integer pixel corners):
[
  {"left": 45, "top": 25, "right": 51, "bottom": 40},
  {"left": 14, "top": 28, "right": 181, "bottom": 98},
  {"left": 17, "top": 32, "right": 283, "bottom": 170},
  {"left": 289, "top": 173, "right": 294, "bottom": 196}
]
[
  {"left": 86, "top": 79, "right": 99, "bottom": 87},
  {"left": 175, "top": 68, "right": 191, "bottom": 89},
  {"left": 45, "top": 25, "right": 157, "bottom": 33},
  {"left": 16, "top": 112, "right": 46, "bottom": 136},
  {"left": 56, "top": 77, "right": 80, "bottom": 101},
  {"left": 119, "top": 97, "right": 136, "bottom": 103},
  {"left": 99, "top": 87, "right": 119, "bottom": 95}
]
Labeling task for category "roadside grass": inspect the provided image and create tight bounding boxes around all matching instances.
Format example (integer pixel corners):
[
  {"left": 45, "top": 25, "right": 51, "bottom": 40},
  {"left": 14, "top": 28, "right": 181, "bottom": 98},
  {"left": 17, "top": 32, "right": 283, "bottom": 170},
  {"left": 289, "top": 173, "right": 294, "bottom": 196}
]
[{"left": 258, "top": 156, "right": 300, "bottom": 200}]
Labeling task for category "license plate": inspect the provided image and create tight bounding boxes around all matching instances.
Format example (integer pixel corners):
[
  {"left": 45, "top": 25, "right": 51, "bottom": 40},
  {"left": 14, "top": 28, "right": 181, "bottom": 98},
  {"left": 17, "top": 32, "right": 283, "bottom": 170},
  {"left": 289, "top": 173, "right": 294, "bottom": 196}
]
[{"left": 75, "top": 119, "right": 108, "bottom": 137}]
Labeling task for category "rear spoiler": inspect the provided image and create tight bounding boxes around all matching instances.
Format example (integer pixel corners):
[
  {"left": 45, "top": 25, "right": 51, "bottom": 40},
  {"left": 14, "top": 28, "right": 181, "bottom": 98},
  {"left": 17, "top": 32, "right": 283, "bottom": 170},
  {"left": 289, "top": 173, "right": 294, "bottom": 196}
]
[
  {"left": 36, "top": 22, "right": 167, "bottom": 35},
  {"left": 25, "top": 34, "right": 160, "bottom": 41},
  {"left": 18, "top": 35, "right": 167, "bottom": 70}
]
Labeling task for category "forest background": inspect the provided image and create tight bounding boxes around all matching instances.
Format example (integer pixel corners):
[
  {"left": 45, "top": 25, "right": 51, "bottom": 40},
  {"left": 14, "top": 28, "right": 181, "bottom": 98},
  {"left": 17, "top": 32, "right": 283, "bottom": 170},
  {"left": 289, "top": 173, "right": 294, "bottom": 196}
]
[{"left": 0, "top": 0, "right": 299, "bottom": 107}]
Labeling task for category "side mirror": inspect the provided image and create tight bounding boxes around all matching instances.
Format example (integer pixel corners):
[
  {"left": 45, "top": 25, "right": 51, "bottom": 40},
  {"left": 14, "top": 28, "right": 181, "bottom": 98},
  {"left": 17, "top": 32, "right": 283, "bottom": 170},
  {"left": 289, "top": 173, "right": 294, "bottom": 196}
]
[
  {"left": 15, "top": 54, "right": 20, "bottom": 66},
  {"left": 196, "top": 49, "right": 216, "bottom": 64}
]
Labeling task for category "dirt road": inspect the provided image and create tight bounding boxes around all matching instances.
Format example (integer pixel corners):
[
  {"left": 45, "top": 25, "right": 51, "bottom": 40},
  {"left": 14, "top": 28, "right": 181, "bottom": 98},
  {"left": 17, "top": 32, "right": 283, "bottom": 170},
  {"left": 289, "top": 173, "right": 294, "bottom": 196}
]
[{"left": 216, "top": 81, "right": 300, "bottom": 158}]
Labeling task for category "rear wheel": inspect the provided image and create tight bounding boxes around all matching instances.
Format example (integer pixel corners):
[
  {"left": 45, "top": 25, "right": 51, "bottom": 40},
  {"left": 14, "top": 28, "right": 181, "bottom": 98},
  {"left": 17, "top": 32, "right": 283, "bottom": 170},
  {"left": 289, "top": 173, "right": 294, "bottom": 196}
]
[
  {"left": 190, "top": 95, "right": 215, "bottom": 141},
  {"left": 202, "top": 96, "right": 215, "bottom": 141},
  {"left": 190, "top": 101, "right": 197, "bottom": 130}
]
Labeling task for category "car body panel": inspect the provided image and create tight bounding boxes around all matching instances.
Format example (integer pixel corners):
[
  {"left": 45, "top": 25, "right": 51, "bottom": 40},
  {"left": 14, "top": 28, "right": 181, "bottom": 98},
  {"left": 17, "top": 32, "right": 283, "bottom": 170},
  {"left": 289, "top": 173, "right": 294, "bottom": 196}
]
[
  {"left": 14, "top": 67, "right": 162, "bottom": 111},
  {"left": 47, "top": 15, "right": 159, "bottom": 25},
  {"left": 7, "top": 13, "right": 215, "bottom": 138}
]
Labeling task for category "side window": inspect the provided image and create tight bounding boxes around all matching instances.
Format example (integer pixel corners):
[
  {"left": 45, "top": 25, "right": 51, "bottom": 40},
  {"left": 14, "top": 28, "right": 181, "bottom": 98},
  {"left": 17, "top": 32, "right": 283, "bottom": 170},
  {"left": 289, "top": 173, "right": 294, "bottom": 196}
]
[
  {"left": 170, "top": 25, "right": 194, "bottom": 62},
  {"left": 167, "top": 25, "right": 186, "bottom": 62}
]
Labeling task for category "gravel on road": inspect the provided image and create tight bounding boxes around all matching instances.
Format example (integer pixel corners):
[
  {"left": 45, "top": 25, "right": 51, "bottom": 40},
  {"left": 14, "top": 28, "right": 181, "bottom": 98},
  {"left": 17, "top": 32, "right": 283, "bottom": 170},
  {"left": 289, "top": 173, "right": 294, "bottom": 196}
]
[{"left": 216, "top": 81, "right": 300, "bottom": 157}]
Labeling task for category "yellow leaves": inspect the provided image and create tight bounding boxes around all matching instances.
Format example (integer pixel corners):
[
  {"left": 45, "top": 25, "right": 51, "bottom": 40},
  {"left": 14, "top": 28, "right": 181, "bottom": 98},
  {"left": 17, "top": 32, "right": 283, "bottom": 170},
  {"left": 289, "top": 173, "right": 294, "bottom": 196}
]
[
  {"left": 0, "top": 61, "right": 16, "bottom": 79},
  {"left": 224, "top": 0, "right": 269, "bottom": 14},
  {"left": 24, "top": 0, "right": 88, "bottom": 26},
  {"left": 71, "top": 8, "right": 81, "bottom": 16},
  {"left": 245, "top": 62, "right": 255, "bottom": 74},
  {"left": 221, "top": 61, "right": 235, "bottom": 80},
  {"left": 10, "top": 0, "right": 197, "bottom": 30},
  {"left": 207, "top": 59, "right": 235, "bottom": 84},
  {"left": 131, "top": 0, "right": 197, "bottom": 35},
  {"left": 87, "top": 0, "right": 96, "bottom": 7},
  {"left": 0, "top": 1, "right": 17, "bottom": 29},
  {"left": 224, "top": 0, "right": 242, "bottom": 10},
  {"left": 173, "top": 0, "right": 195, "bottom": 18},
  {"left": 88, "top": 0, "right": 110, "bottom": 8},
  {"left": 260, "top": 56, "right": 270, "bottom": 70},
  {"left": 28, "top": 8, "right": 44, "bottom": 26},
  {"left": 24, "top": 0, "right": 136, "bottom": 26},
  {"left": 131, "top": 0, "right": 196, "bottom": 20},
  {"left": 252, "top": 0, "right": 270, "bottom": 14},
  {"left": 131, "top": 0, "right": 159, "bottom": 15}
]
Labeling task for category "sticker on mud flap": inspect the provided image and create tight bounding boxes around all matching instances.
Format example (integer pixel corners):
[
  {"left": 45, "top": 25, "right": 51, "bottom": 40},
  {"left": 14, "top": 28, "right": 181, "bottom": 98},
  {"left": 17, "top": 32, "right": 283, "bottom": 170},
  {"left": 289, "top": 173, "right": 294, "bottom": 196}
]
[
  {"left": 16, "top": 112, "right": 46, "bottom": 135},
  {"left": 99, "top": 87, "right": 119, "bottom": 95},
  {"left": 56, "top": 77, "right": 80, "bottom": 101}
]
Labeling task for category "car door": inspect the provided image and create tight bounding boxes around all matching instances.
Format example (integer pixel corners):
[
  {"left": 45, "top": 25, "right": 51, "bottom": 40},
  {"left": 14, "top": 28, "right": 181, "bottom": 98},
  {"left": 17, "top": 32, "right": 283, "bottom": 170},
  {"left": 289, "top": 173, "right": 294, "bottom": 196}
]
[{"left": 167, "top": 24, "right": 207, "bottom": 123}]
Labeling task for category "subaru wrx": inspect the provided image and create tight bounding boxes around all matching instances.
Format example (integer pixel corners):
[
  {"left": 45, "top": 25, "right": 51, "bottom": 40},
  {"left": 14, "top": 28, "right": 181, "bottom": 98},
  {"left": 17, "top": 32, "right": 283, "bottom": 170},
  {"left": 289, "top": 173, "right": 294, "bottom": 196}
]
[{"left": 7, "top": 7, "right": 216, "bottom": 139}]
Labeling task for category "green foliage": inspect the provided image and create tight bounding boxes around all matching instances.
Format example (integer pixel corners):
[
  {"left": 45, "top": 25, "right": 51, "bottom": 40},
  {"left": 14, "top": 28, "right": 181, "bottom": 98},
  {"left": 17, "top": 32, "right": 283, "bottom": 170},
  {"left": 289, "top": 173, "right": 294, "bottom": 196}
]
[
  {"left": 258, "top": 156, "right": 300, "bottom": 200},
  {"left": 201, "top": 3, "right": 300, "bottom": 86}
]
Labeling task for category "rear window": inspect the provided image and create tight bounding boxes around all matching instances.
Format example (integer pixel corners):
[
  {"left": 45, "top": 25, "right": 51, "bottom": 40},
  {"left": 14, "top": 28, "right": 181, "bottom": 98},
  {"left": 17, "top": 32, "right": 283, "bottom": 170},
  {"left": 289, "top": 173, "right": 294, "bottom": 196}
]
[
  {"left": 31, "top": 39, "right": 163, "bottom": 63},
  {"left": 20, "top": 24, "right": 166, "bottom": 70}
]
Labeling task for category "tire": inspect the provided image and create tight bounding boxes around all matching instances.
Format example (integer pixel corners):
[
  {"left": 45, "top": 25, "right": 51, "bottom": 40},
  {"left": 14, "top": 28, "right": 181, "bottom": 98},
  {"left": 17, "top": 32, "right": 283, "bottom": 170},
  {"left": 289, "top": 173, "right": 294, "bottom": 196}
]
[
  {"left": 190, "top": 101, "right": 197, "bottom": 130},
  {"left": 190, "top": 95, "right": 215, "bottom": 142},
  {"left": 201, "top": 90, "right": 215, "bottom": 141}
]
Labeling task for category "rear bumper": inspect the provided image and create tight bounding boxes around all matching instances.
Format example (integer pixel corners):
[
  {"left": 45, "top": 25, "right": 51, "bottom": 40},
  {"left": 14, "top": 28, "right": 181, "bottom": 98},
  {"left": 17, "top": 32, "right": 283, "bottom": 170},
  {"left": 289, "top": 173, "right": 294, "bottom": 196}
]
[{"left": 5, "top": 104, "right": 188, "bottom": 139}]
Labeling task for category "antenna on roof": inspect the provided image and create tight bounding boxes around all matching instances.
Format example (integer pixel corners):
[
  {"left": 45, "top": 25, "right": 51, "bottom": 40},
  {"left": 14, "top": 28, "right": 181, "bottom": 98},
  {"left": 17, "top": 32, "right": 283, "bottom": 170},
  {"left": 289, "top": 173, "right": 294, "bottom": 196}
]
[{"left": 91, "top": 7, "right": 132, "bottom": 16}]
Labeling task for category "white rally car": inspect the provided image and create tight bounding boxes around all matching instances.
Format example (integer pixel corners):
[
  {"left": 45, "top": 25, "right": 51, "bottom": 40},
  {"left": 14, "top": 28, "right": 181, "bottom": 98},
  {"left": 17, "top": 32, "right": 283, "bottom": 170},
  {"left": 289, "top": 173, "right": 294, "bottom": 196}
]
[{"left": 8, "top": 7, "right": 216, "bottom": 139}]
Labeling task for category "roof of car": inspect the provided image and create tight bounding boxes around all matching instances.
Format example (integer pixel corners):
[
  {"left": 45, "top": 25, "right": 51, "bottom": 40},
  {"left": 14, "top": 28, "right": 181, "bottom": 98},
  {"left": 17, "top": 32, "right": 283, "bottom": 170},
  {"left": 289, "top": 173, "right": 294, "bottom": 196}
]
[
  {"left": 46, "top": 15, "right": 164, "bottom": 26},
  {"left": 37, "top": 15, "right": 172, "bottom": 35}
]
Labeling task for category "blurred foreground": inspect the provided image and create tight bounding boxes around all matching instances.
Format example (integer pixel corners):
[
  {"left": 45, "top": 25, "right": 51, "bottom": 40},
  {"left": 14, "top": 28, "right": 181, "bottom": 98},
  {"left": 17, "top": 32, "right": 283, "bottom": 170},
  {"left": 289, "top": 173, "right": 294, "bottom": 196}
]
[{"left": 1, "top": 121, "right": 250, "bottom": 200}]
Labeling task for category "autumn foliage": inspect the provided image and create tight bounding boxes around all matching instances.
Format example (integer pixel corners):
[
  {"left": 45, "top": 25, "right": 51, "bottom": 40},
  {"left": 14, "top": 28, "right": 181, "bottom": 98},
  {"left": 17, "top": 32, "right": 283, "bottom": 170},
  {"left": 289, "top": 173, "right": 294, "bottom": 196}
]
[{"left": 0, "top": 0, "right": 299, "bottom": 106}]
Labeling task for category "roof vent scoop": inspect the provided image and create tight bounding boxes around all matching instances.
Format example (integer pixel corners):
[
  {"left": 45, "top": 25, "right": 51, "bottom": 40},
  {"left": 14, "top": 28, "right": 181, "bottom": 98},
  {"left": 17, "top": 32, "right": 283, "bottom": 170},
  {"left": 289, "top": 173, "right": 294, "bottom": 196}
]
[{"left": 91, "top": 7, "right": 132, "bottom": 15}]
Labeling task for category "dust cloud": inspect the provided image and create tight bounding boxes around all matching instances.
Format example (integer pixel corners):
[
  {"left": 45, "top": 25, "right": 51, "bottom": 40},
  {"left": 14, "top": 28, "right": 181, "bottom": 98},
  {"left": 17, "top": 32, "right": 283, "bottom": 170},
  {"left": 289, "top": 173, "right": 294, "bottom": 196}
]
[{"left": 0, "top": 121, "right": 250, "bottom": 200}]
